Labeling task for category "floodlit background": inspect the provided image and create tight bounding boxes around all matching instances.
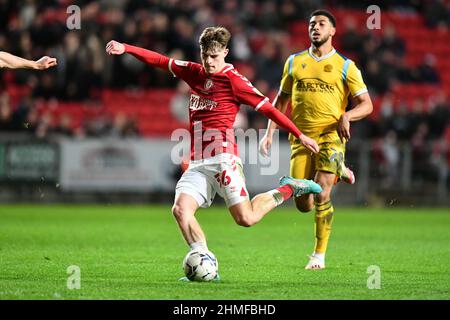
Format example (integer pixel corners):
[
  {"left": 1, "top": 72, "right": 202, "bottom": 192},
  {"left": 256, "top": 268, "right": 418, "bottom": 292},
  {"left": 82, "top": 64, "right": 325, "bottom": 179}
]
[{"left": 0, "top": 0, "right": 448, "bottom": 206}]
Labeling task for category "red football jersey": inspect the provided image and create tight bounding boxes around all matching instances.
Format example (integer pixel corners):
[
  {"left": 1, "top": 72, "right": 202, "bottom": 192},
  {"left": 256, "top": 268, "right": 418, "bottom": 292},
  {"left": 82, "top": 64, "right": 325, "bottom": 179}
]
[
  {"left": 123, "top": 44, "right": 302, "bottom": 160},
  {"left": 169, "top": 59, "right": 268, "bottom": 160}
]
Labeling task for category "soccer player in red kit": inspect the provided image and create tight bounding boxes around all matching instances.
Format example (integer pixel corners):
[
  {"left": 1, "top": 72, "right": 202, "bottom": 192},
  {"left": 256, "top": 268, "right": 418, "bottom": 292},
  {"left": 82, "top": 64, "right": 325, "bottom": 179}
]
[{"left": 106, "top": 27, "right": 322, "bottom": 280}]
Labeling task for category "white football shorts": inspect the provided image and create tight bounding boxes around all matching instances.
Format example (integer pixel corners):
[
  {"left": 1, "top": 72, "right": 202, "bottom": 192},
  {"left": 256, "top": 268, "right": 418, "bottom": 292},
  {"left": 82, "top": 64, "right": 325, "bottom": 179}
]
[{"left": 175, "top": 153, "right": 250, "bottom": 208}]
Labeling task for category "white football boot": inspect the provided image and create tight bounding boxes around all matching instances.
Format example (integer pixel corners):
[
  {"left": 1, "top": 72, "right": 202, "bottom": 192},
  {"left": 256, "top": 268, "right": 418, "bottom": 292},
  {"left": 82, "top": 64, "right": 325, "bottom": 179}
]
[{"left": 304, "top": 254, "right": 326, "bottom": 270}]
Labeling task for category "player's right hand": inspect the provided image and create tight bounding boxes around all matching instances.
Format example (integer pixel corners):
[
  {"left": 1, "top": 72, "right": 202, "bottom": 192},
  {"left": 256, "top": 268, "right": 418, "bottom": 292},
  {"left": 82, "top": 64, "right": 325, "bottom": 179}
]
[
  {"left": 299, "top": 134, "right": 320, "bottom": 154},
  {"left": 259, "top": 134, "right": 273, "bottom": 157},
  {"left": 106, "top": 40, "right": 125, "bottom": 55},
  {"left": 35, "top": 56, "right": 57, "bottom": 70}
]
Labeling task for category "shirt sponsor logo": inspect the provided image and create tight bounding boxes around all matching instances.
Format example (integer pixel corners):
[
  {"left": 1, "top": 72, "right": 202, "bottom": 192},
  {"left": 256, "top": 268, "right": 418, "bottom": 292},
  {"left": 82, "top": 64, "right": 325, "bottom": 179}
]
[
  {"left": 189, "top": 94, "right": 218, "bottom": 111},
  {"left": 296, "top": 78, "right": 335, "bottom": 93}
]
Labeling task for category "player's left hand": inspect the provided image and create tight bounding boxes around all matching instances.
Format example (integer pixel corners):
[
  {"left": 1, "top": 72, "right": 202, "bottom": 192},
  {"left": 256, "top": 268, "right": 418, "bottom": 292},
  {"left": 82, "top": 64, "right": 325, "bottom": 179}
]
[
  {"left": 105, "top": 40, "right": 125, "bottom": 55},
  {"left": 299, "top": 134, "right": 320, "bottom": 154},
  {"left": 35, "top": 56, "right": 57, "bottom": 70},
  {"left": 337, "top": 113, "right": 350, "bottom": 143}
]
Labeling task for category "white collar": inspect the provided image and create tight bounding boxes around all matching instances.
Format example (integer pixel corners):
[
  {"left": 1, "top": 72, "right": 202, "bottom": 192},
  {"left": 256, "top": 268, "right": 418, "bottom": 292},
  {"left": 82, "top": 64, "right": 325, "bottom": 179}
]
[
  {"left": 221, "top": 63, "right": 234, "bottom": 73},
  {"left": 308, "top": 47, "right": 336, "bottom": 62}
]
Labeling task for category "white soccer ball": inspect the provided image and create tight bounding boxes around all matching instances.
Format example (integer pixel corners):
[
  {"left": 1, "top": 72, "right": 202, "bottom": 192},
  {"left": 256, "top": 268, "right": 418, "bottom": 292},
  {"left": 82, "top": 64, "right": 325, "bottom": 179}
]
[{"left": 182, "top": 249, "right": 218, "bottom": 282}]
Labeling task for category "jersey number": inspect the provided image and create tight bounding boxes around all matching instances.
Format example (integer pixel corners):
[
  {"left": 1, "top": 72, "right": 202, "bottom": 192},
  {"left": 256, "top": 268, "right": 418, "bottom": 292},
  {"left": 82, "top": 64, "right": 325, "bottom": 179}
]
[{"left": 214, "top": 170, "right": 231, "bottom": 187}]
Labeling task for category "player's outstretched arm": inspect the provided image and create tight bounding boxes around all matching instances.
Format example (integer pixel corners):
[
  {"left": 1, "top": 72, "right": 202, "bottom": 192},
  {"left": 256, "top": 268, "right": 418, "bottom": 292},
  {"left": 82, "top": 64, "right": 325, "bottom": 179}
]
[
  {"left": 258, "top": 103, "right": 320, "bottom": 154},
  {"left": 337, "top": 92, "right": 373, "bottom": 143},
  {"left": 259, "top": 91, "right": 290, "bottom": 156},
  {"left": 0, "top": 52, "right": 57, "bottom": 70},
  {"left": 106, "top": 40, "right": 170, "bottom": 72},
  {"left": 297, "top": 133, "right": 320, "bottom": 154}
]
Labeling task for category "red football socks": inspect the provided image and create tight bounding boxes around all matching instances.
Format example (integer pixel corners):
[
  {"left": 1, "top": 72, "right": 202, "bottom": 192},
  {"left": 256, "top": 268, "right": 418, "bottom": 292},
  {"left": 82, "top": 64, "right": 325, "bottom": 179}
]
[{"left": 276, "top": 184, "right": 294, "bottom": 201}]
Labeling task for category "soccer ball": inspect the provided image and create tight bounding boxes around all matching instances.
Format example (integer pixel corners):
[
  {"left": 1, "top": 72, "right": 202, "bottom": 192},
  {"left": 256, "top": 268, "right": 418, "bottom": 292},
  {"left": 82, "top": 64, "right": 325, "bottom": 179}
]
[{"left": 182, "top": 249, "right": 218, "bottom": 282}]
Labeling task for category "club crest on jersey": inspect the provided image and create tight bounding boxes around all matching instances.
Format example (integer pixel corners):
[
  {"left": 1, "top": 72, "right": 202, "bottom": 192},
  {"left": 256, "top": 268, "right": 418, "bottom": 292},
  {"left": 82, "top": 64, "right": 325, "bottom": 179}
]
[
  {"left": 324, "top": 64, "right": 333, "bottom": 72},
  {"left": 204, "top": 79, "right": 214, "bottom": 90},
  {"left": 302, "top": 63, "right": 307, "bottom": 69}
]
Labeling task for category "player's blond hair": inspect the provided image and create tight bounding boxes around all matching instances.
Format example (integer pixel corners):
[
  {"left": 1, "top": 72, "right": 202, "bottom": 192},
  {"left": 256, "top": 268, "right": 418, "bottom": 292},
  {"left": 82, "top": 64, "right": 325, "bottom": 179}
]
[{"left": 199, "top": 27, "right": 231, "bottom": 52}]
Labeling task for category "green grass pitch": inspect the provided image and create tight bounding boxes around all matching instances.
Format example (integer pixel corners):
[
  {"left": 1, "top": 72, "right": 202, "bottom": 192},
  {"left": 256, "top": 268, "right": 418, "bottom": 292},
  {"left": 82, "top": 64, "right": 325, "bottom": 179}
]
[{"left": 0, "top": 204, "right": 449, "bottom": 300}]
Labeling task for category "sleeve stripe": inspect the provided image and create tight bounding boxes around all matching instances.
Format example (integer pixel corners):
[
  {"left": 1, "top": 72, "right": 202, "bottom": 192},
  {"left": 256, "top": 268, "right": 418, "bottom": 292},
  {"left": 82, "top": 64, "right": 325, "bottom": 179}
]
[
  {"left": 353, "top": 88, "right": 368, "bottom": 97},
  {"left": 222, "top": 66, "right": 234, "bottom": 73},
  {"left": 288, "top": 55, "right": 294, "bottom": 77},
  {"left": 255, "top": 97, "right": 269, "bottom": 111},
  {"left": 168, "top": 59, "right": 176, "bottom": 77},
  {"left": 342, "top": 59, "right": 351, "bottom": 82}
]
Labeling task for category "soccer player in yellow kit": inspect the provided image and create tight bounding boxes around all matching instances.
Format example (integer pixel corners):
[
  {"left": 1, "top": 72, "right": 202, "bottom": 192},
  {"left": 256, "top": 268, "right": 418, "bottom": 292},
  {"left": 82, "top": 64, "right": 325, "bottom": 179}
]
[{"left": 260, "top": 9, "right": 373, "bottom": 269}]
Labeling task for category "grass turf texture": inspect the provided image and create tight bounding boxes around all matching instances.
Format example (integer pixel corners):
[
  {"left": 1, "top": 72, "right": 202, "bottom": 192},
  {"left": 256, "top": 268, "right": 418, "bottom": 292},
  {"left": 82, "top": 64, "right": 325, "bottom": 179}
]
[{"left": 0, "top": 205, "right": 449, "bottom": 300}]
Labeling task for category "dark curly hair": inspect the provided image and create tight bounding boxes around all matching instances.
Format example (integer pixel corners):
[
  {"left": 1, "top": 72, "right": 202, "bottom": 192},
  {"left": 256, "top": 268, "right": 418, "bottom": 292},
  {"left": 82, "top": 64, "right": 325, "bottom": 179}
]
[{"left": 309, "top": 9, "right": 336, "bottom": 27}]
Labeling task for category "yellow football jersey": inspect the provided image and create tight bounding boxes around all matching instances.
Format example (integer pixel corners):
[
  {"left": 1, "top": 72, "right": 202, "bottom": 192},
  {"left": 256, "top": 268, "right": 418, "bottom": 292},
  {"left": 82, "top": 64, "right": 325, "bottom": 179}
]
[{"left": 280, "top": 48, "right": 367, "bottom": 135}]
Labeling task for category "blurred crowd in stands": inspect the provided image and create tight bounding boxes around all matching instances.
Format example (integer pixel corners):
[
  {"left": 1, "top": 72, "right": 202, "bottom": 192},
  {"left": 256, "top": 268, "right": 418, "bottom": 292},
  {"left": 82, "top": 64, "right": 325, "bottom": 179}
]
[{"left": 0, "top": 0, "right": 449, "bottom": 174}]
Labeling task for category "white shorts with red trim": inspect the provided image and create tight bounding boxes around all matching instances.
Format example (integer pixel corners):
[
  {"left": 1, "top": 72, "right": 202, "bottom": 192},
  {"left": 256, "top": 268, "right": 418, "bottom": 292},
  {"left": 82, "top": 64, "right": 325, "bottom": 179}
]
[{"left": 175, "top": 153, "right": 249, "bottom": 208}]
